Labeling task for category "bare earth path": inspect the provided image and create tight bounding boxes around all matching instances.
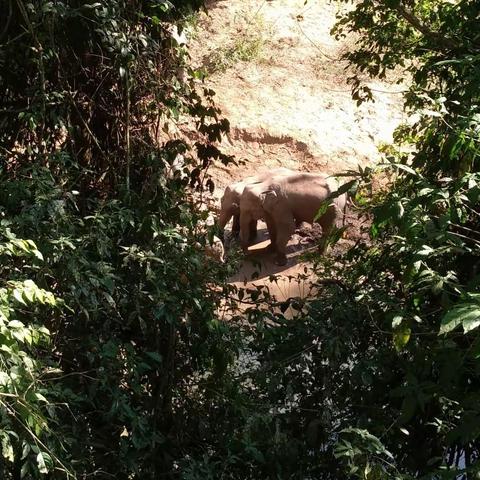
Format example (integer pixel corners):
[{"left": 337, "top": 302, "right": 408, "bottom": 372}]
[{"left": 188, "top": 0, "right": 406, "bottom": 306}]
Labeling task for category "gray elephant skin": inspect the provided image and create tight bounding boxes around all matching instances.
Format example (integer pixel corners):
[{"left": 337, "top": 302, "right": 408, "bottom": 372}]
[
  {"left": 217, "top": 167, "right": 292, "bottom": 241},
  {"left": 239, "top": 172, "right": 347, "bottom": 265}
]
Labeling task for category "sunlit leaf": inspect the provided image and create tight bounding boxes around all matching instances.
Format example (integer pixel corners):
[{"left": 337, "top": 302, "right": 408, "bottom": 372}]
[
  {"left": 36, "top": 452, "right": 48, "bottom": 474},
  {"left": 393, "top": 325, "right": 411, "bottom": 351},
  {"left": 440, "top": 303, "right": 480, "bottom": 334},
  {"left": 1, "top": 434, "right": 14, "bottom": 463}
]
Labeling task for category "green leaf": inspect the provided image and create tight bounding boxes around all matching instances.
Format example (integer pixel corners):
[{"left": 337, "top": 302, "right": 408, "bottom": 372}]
[
  {"left": 313, "top": 201, "right": 331, "bottom": 222},
  {"left": 416, "top": 245, "right": 434, "bottom": 257},
  {"left": 21, "top": 462, "right": 29, "bottom": 478},
  {"left": 2, "top": 434, "right": 14, "bottom": 462},
  {"left": 399, "top": 396, "right": 416, "bottom": 424},
  {"left": 145, "top": 351, "right": 163, "bottom": 364},
  {"left": 440, "top": 303, "right": 480, "bottom": 334},
  {"left": 393, "top": 325, "right": 411, "bottom": 351},
  {"left": 335, "top": 179, "right": 358, "bottom": 196},
  {"left": 38, "top": 326, "right": 50, "bottom": 336},
  {"left": 12, "top": 289, "right": 26, "bottom": 305},
  {"left": 35, "top": 393, "right": 48, "bottom": 403},
  {"left": 12, "top": 330, "right": 25, "bottom": 343},
  {"left": 36, "top": 452, "right": 48, "bottom": 474},
  {"left": 382, "top": 162, "right": 419, "bottom": 177},
  {"left": 0, "top": 372, "right": 9, "bottom": 385},
  {"left": 8, "top": 320, "right": 24, "bottom": 329},
  {"left": 22, "top": 287, "right": 34, "bottom": 303},
  {"left": 21, "top": 442, "right": 30, "bottom": 460},
  {"left": 463, "top": 316, "right": 480, "bottom": 333},
  {"left": 391, "top": 315, "right": 403, "bottom": 328},
  {"left": 393, "top": 201, "right": 404, "bottom": 219}
]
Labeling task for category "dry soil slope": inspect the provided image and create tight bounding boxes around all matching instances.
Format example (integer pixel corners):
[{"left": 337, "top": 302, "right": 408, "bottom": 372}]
[{"left": 190, "top": 0, "right": 406, "bottom": 188}]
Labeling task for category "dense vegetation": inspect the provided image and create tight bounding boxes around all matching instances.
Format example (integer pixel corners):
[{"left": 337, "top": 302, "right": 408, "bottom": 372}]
[
  {"left": 0, "top": 0, "right": 479, "bottom": 479},
  {"left": 0, "top": 0, "right": 236, "bottom": 477}
]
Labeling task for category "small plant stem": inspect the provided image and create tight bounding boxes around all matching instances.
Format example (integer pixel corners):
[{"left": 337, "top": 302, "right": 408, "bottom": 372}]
[{"left": 125, "top": 71, "right": 131, "bottom": 192}]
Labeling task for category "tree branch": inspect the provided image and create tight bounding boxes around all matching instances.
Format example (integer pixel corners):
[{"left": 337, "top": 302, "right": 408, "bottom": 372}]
[{"left": 395, "top": 3, "right": 458, "bottom": 51}]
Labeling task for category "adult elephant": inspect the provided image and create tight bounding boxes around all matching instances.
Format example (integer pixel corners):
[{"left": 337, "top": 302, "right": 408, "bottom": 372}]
[
  {"left": 239, "top": 172, "right": 347, "bottom": 265},
  {"left": 217, "top": 167, "right": 292, "bottom": 241}
]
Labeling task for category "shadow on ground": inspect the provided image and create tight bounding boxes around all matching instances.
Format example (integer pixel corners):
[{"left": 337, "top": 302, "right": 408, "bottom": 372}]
[{"left": 225, "top": 223, "right": 319, "bottom": 318}]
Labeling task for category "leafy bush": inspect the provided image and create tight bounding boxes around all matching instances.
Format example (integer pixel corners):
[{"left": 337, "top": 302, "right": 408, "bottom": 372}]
[
  {"left": 0, "top": 0, "right": 238, "bottom": 477},
  {"left": 0, "top": 228, "right": 66, "bottom": 477}
]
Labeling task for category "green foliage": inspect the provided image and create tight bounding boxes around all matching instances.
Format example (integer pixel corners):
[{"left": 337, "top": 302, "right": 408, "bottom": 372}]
[
  {"left": 2, "top": 0, "right": 480, "bottom": 478},
  {"left": 334, "top": 428, "right": 398, "bottom": 479},
  {"left": 208, "top": 35, "right": 265, "bottom": 74},
  {"left": 0, "top": 0, "right": 239, "bottom": 478},
  {"left": 0, "top": 0, "right": 231, "bottom": 194},
  {"left": 0, "top": 136, "right": 236, "bottom": 478},
  {"left": 0, "top": 229, "right": 67, "bottom": 478},
  {"left": 440, "top": 294, "right": 480, "bottom": 335}
]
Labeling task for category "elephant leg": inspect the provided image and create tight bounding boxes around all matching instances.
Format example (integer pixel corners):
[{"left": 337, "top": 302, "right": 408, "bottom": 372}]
[
  {"left": 274, "top": 215, "right": 295, "bottom": 266},
  {"left": 232, "top": 214, "right": 240, "bottom": 237},
  {"left": 264, "top": 213, "right": 277, "bottom": 252},
  {"left": 240, "top": 211, "right": 256, "bottom": 252},
  {"left": 248, "top": 219, "right": 258, "bottom": 243}
]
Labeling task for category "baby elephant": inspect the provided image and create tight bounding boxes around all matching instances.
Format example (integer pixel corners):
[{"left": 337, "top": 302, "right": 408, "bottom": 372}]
[
  {"left": 239, "top": 172, "right": 347, "bottom": 265},
  {"left": 217, "top": 168, "right": 292, "bottom": 241}
]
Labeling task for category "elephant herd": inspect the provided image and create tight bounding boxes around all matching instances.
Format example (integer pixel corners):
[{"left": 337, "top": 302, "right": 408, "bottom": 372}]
[{"left": 217, "top": 168, "right": 348, "bottom": 265}]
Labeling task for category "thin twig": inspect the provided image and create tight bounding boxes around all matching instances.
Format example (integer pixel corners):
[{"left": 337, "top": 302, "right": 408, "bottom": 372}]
[
  {"left": 15, "top": 0, "right": 47, "bottom": 147},
  {"left": 125, "top": 71, "right": 131, "bottom": 192},
  {"left": 65, "top": 92, "right": 107, "bottom": 159}
]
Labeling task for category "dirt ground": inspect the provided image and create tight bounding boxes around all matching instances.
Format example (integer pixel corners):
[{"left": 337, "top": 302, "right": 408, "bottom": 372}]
[{"left": 186, "top": 0, "right": 405, "bottom": 306}]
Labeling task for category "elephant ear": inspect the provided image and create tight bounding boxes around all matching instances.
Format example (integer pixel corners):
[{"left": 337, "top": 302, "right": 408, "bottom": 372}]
[{"left": 261, "top": 190, "right": 279, "bottom": 212}]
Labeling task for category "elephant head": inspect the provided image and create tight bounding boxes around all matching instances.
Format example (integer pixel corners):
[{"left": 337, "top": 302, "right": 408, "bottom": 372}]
[
  {"left": 217, "top": 169, "right": 294, "bottom": 241},
  {"left": 260, "top": 188, "right": 283, "bottom": 215},
  {"left": 218, "top": 184, "right": 241, "bottom": 235},
  {"left": 239, "top": 183, "right": 293, "bottom": 258}
]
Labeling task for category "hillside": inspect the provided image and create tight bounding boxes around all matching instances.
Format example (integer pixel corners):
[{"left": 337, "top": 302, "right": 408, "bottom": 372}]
[{"left": 189, "top": 0, "right": 405, "bottom": 188}]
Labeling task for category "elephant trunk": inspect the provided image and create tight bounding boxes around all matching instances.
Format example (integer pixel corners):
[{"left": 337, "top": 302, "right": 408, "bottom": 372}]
[{"left": 217, "top": 208, "right": 232, "bottom": 233}]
